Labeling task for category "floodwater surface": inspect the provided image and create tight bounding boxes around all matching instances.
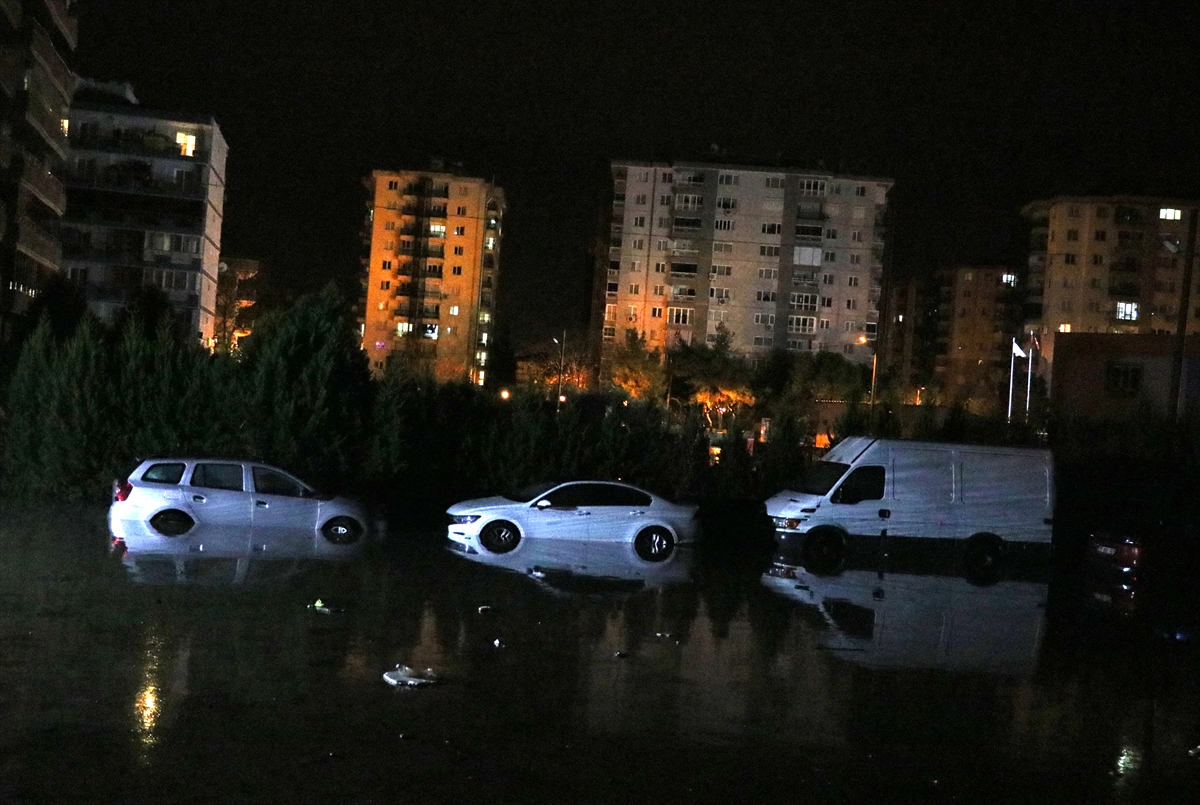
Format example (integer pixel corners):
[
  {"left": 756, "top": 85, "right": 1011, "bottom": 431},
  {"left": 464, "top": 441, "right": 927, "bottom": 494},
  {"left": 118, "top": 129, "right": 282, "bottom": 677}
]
[{"left": 1, "top": 506, "right": 1198, "bottom": 804}]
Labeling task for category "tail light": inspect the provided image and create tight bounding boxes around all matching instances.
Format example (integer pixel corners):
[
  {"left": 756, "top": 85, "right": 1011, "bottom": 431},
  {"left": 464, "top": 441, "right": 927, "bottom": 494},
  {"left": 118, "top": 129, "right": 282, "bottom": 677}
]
[
  {"left": 114, "top": 480, "right": 132, "bottom": 502},
  {"left": 110, "top": 538, "right": 127, "bottom": 557}
]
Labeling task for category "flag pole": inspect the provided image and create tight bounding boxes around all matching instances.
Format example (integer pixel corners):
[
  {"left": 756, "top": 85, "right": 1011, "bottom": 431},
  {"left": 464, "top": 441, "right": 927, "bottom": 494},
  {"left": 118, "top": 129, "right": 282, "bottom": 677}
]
[
  {"left": 1008, "top": 338, "right": 1016, "bottom": 424},
  {"left": 1025, "top": 330, "right": 1034, "bottom": 419}
]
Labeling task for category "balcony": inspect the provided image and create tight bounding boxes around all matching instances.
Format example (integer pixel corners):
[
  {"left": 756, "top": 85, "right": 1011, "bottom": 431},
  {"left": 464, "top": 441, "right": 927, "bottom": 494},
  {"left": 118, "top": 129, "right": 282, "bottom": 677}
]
[
  {"left": 22, "top": 89, "right": 68, "bottom": 158},
  {"left": 30, "top": 20, "right": 75, "bottom": 100},
  {"left": 61, "top": 161, "right": 207, "bottom": 199},
  {"left": 19, "top": 155, "right": 67, "bottom": 214},
  {"left": 15, "top": 215, "right": 62, "bottom": 269},
  {"left": 69, "top": 130, "right": 210, "bottom": 162},
  {"left": 795, "top": 204, "right": 826, "bottom": 221},
  {"left": 0, "top": 44, "right": 22, "bottom": 97},
  {"left": 1, "top": 0, "right": 21, "bottom": 29},
  {"left": 393, "top": 283, "right": 416, "bottom": 298},
  {"left": 41, "top": 0, "right": 78, "bottom": 50}
]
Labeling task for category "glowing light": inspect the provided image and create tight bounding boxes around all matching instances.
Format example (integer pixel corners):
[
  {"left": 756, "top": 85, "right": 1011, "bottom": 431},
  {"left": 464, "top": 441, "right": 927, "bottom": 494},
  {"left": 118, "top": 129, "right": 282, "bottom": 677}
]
[
  {"left": 558, "top": 394, "right": 567, "bottom": 403},
  {"left": 500, "top": 389, "right": 511, "bottom": 400}
]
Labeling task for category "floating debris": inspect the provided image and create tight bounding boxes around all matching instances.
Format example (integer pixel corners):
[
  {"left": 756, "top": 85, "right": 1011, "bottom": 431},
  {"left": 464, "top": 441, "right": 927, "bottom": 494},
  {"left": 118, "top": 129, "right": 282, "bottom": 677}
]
[
  {"left": 614, "top": 651, "right": 629, "bottom": 659},
  {"left": 383, "top": 665, "right": 438, "bottom": 687},
  {"left": 477, "top": 605, "right": 493, "bottom": 614},
  {"left": 308, "top": 599, "right": 345, "bottom": 615},
  {"left": 493, "top": 638, "right": 505, "bottom": 649},
  {"left": 655, "top": 632, "right": 673, "bottom": 639}
]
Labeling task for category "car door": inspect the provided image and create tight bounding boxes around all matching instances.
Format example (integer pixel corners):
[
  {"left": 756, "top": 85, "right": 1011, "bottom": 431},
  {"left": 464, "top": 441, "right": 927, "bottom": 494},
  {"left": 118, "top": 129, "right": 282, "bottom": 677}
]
[
  {"left": 527, "top": 483, "right": 596, "bottom": 540},
  {"left": 587, "top": 484, "right": 654, "bottom": 542},
  {"left": 187, "top": 462, "right": 253, "bottom": 528},
  {"left": 827, "top": 465, "right": 889, "bottom": 541},
  {"left": 249, "top": 465, "right": 320, "bottom": 556}
]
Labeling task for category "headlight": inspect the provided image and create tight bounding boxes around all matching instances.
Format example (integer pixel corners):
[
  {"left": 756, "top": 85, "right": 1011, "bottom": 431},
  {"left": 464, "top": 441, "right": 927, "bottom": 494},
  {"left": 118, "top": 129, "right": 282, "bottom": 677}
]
[
  {"left": 772, "top": 516, "right": 806, "bottom": 529},
  {"left": 448, "top": 514, "right": 481, "bottom": 525}
]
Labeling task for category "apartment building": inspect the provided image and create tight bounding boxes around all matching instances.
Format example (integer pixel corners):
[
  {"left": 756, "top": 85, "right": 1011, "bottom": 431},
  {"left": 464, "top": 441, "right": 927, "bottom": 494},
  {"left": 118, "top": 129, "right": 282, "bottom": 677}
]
[
  {"left": 60, "top": 81, "right": 228, "bottom": 344},
  {"left": 361, "top": 168, "right": 504, "bottom": 384},
  {"left": 933, "top": 265, "right": 1024, "bottom": 410},
  {"left": 601, "top": 160, "right": 892, "bottom": 366},
  {"left": 1023, "top": 196, "right": 1200, "bottom": 377},
  {"left": 0, "top": 0, "right": 77, "bottom": 342}
]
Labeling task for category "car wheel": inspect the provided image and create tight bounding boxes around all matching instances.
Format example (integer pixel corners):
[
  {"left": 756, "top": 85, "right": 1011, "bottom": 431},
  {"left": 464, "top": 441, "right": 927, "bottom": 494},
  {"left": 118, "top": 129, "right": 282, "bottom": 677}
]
[
  {"left": 149, "top": 509, "right": 194, "bottom": 537},
  {"left": 634, "top": 526, "right": 675, "bottom": 562},
  {"left": 479, "top": 520, "right": 521, "bottom": 554},
  {"left": 321, "top": 516, "right": 364, "bottom": 545},
  {"left": 963, "top": 533, "right": 1005, "bottom": 586},
  {"left": 802, "top": 528, "right": 847, "bottom": 576}
]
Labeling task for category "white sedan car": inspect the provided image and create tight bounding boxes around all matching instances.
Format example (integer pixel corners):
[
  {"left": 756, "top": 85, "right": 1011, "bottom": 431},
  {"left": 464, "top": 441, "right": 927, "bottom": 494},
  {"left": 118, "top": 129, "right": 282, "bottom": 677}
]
[
  {"left": 446, "top": 480, "right": 699, "bottom": 561},
  {"left": 109, "top": 458, "right": 370, "bottom": 548}
]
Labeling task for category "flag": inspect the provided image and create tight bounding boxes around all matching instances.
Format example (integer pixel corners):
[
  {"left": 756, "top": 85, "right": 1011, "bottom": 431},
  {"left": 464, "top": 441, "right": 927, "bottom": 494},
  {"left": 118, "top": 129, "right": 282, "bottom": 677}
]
[
  {"left": 1030, "top": 333, "right": 1040, "bottom": 352},
  {"left": 1012, "top": 338, "right": 1027, "bottom": 358}
]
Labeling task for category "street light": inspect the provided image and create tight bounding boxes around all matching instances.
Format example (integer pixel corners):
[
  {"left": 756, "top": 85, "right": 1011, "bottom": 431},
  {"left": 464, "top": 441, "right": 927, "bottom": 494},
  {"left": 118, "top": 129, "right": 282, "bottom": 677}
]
[
  {"left": 857, "top": 333, "right": 877, "bottom": 413},
  {"left": 1163, "top": 208, "right": 1199, "bottom": 423},
  {"left": 552, "top": 329, "right": 566, "bottom": 414}
]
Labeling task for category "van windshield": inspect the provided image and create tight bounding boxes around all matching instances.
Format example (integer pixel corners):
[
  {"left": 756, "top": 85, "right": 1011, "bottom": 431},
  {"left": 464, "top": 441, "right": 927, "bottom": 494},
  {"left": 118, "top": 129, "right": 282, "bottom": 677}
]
[{"left": 789, "top": 461, "right": 850, "bottom": 496}]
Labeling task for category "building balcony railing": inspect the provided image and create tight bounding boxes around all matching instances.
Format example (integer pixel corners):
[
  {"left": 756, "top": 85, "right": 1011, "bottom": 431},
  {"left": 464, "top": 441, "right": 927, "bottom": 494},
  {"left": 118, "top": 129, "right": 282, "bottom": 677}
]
[
  {"left": 0, "top": 44, "right": 23, "bottom": 98},
  {"left": 392, "top": 283, "right": 417, "bottom": 298},
  {"left": 41, "top": 0, "right": 79, "bottom": 50},
  {"left": 795, "top": 208, "right": 827, "bottom": 221},
  {"left": 61, "top": 164, "right": 207, "bottom": 199},
  {"left": 19, "top": 155, "right": 67, "bottom": 215},
  {"left": 403, "top": 182, "right": 450, "bottom": 198},
  {"left": 69, "top": 132, "right": 210, "bottom": 163},
  {"left": 0, "top": 0, "right": 22, "bottom": 29},
  {"left": 23, "top": 90, "right": 68, "bottom": 158},
  {"left": 15, "top": 215, "right": 62, "bottom": 269},
  {"left": 30, "top": 19, "right": 75, "bottom": 101}
]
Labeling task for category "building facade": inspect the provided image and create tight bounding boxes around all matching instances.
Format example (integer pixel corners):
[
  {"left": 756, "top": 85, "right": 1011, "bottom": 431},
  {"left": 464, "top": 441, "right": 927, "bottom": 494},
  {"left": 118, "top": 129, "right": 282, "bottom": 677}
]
[
  {"left": 601, "top": 160, "right": 892, "bottom": 366},
  {"left": 361, "top": 169, "right": 504, "bottom": 384},
  {"left": 0, "top": 0, "right": 77, "bottom": 342},
  {"left": 61, "top": 81, "right": 228, "bottom": 344},
  {"left": 1022, "top": 196, "right": 1200, "bottom": 380}
]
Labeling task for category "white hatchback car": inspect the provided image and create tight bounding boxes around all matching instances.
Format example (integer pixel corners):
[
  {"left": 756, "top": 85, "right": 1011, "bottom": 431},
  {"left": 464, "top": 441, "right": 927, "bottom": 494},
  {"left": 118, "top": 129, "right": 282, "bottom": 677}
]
[
  {"left": 109, "top": 458, "right": 370, "bottom": 547},
  {"left": 446, "top": 480, "right": 699, "bottom": 562}
]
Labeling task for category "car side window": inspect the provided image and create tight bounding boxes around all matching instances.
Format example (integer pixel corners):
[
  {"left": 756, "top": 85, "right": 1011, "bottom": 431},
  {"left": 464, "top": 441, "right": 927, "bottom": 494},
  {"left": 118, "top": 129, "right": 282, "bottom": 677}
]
[
  {"left": 541, "top": 484, "right": 589, "bottom": 508},
  {"left": 191, "top": 463, "right": 245, "bottom": 492},
  {"left": 142, "top": 463, "right": 185, "bottom": 484},
  {"left": 831, "top": 466, "right": 885, "bottom": 505},
  {"left": 253, "top": 467, "right": 306, "bottom": 498},
  {"left": 590, "top": 485, "right": 653, "bottom": 507}
]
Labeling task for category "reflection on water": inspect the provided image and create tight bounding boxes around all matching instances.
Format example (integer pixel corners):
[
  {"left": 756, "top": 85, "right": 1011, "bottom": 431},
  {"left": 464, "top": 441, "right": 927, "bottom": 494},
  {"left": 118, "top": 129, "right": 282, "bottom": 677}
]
[{"left": 2, "top": 507, "right": 1199, "bottom": 802}]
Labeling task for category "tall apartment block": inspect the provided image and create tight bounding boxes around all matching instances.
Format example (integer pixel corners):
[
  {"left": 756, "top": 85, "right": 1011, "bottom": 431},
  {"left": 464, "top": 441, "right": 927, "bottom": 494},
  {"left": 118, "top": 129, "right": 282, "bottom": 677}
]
[
  {"left": 933, "top": 265, "right": 1023, "bottom": 408},
  {"left": 0, "top": 0, "right": 77, "bottom": 342},
  {"left": 602, "top": 160, "right": 892, "bottom": 365},
  {"left": 60, "top": 81, "right": 227, "bottom": 344},
  {"left": 1023, "top": 196, "right": 1200, "bottom": 376},
  {"left": 361, "top": 169, "right": 504, "bottom": 384}
]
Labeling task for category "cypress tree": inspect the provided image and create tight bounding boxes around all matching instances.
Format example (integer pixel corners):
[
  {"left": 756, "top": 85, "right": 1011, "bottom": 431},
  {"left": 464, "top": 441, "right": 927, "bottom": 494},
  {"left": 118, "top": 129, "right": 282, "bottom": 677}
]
[{"left": 2, "top": 318, "right": 55, "bottom": 499}]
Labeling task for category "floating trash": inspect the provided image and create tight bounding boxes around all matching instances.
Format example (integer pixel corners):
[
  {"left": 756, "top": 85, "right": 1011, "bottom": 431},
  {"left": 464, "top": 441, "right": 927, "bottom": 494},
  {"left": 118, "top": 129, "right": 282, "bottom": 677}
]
[
  {"left": 308, "top": 598, "right": 344, "bottom": 615},
  {"left": 383, "top": 665, "right": 438, "bottom": 687},
  {"left": 655, "top": 632, "right": 673, "bottom": 639},
  {"left": 477, "top": 605, "right": 493, "bottom": 614},
  {"left": 493, "top": 638, "right": 505, "bottom": 649}
]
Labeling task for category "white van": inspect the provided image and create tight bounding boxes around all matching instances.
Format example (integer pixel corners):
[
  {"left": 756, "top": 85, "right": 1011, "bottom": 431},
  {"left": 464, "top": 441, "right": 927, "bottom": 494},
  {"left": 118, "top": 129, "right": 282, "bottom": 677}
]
[{"left": 764, "top": 438, "right": 1054, "bottom": 579}]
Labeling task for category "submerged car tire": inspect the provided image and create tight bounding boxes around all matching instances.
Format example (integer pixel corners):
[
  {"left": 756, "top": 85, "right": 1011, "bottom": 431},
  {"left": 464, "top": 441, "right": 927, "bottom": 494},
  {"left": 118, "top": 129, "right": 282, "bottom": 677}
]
[
  {"left": 634, "top": 526, "right": 675, "bottom": 562},
  {"left": 149, "top": 509, "right": 194, "bottom": 537},
  {"left": 321, "top": 516, "right": 364, "bottom": 545},
  {"left": 479, "top": 520, "right": 521, "bottom": 554},
  {"left": 802, "top": 527, "right": 847, "bottom": 576},
  {"left": 963, "top": 533, "right": 1005, "bottom": 586}
]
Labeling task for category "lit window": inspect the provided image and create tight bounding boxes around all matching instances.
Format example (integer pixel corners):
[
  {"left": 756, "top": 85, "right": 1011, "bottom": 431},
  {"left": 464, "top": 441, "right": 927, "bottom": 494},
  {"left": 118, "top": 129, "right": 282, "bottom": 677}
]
[
  {"left": 1160, "top": 208, "right": 1182, "bottom": 220},
  {"left": 1002, "top": 273, "right": 1017, "bottom": 287},
  {"left": 1116, "top": 302, "right": 1139, "bottom": 321},
  {"left": 1058, "top": 323, "right": 1071, "bottom": 333},
  {"left": 176, "top": 132, "right": 196, "bottom": 157},
  {"left": 449, "top": 306, "right": 459, "bottom": 316}
]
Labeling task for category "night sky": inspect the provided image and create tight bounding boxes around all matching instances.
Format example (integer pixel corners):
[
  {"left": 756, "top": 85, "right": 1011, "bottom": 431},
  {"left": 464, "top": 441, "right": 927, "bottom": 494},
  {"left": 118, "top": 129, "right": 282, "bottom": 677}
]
[{"left": 73, "top": 0, "right": 1200, "bottom": 350}]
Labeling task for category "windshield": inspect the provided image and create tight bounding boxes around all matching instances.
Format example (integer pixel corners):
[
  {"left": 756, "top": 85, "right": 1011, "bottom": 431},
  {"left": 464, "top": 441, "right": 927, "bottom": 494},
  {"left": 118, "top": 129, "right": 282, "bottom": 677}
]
[
  {"left": 788, "top": 461, "right": 850, "bottom": 496},
  {"left": 503, "top": 481, "right": 559, "bottom": 503}
]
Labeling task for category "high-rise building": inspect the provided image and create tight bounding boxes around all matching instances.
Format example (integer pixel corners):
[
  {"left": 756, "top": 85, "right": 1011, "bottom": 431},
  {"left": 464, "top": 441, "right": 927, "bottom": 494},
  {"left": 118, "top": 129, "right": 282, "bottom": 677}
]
[
  {"left": 1022, "top": 196, "right": 1200, "bottom": 378},
  {"left": 59, "top": 81, "right": 227, "bottom": 345},
  {"left": 600, "top": 160, "right": 892, "bottom": 367},
  {"left": 0, "top": 0, "right": 77, "bottom": 342},
  {"left": 932, "top": 265, "right": 1023, "bottom": 410},
  {"left": 361, "top": 168, "right": 504, "bottom": 384}
]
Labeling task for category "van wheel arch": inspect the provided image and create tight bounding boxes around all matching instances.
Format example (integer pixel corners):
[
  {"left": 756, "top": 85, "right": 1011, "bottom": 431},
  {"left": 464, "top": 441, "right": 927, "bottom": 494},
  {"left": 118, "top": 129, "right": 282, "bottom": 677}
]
[
  {"left": 963, "top": 532, "right": 1005, "bottom": 586},
  {"left": 802, "top": 527, "right": 848, "bottom": 576}
]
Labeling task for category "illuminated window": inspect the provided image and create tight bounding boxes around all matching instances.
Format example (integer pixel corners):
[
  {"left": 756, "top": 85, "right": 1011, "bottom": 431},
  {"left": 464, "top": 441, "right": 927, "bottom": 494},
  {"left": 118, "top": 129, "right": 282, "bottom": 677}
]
[
  {"left": 479, "top": 311, "right": 491, "bottom": 323},
  {"left": 1116, "top": 302, "right": 1138, "bottom": 321},
  {"left": 1002, "top": 273, "right": 1017, "bottom": 286},
  {"left": 1160, "top": 208, "right": 1182, "bottom": 220},
  {"left": 176, "top": 132, "right": 196, "bottom": 156},
  {"left": 429, "top": 224, "right": 446, "bottom": 238},
  {"left": 397, "top": 322, "right": 413, "bottom": 335},
  {"left": 476, "top": 351, "right": 487, "bottom": 366},
  {"left": 1058, "top": 323, "right": 1071, "bottom": 333},
  {"left": 449, "top": 306, "right": 459, "bottom": 316},
  {"left": 484, "top": 237, "right": 495, "bottom": 249}
]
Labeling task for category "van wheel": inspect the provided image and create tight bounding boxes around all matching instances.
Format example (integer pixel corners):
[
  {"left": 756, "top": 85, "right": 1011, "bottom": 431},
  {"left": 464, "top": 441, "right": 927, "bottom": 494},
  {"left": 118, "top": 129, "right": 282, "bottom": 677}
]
[
  {"left": 802, "top": 528, "right": 847, "bottom": 576},
  {"left": 963, "top": 533, "right": 1005, "bottom": 586}
]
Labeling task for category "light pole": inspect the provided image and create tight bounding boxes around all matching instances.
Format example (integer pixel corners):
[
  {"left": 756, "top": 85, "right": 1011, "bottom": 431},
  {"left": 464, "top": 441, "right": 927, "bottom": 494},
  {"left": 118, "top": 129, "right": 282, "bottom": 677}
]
[
  {"left": 552, "top": 330, "right": 566, "bottom": 414},
  {"left": 1165, "top": 208, "right": 1199, "bottom": 423},
  {"left": 858, "top": 334, "right": 878, "bottom": 413}
]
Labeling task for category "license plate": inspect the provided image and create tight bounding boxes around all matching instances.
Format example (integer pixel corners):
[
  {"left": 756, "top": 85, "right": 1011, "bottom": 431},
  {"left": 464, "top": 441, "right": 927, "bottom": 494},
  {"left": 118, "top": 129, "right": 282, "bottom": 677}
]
[{"left": 1095, "top": 545, "right": 1116, "bottom": 556}]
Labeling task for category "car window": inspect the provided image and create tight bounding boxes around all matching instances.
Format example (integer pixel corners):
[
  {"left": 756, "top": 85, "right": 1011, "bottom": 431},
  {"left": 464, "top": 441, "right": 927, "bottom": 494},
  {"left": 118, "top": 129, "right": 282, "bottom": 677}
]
[
  {"left": 831, "top": 466, "right": 885, "bottom": 505},
  {"left": 142, "top": 462, "right": 185, "bottom": 484},
  {"left": 191, "top": 463, "right": 245, "bottom": 492},
  {"left": 589, "top": 484, "right": 653, "bottom": 507},
  {"left": 253, "top": 467, "right": 306, "bottom": 498},
  {"left": 541, "top": 484, "right": 591, "bottom": 508}
]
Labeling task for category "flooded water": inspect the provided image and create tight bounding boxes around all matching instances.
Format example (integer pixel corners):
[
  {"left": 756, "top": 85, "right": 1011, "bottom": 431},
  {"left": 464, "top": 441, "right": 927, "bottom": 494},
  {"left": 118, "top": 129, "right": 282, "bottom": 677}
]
[{"left": 1, "top": 505, "right": 1198, "bottom": 804}]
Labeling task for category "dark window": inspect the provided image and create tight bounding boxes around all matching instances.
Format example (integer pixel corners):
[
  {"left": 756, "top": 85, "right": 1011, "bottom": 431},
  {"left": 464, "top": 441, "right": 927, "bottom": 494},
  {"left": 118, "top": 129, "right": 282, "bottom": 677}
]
[
  {"left": 253, "top": 467, "right": 306, "bottom": 497},
  {"left": 1105, "top": 362, "right": 1143, "bottom": 398},
  {"left": 541, "top": 484, "right": 592, "bottom": 508},
  {"left": 791, "top": 462, "right": 850, "bottom": 495},
  {"left": 831, "top": 466, "right": 886, "bottom": 504},
  {"left": 191, "top": 463, "right": 244, "bottom": 491},
  {"left": 142, "top": 462, "right": 185, "bottom": 484},
  {"left": 588, "top": 484, "right": 653, "bottom": 507}
]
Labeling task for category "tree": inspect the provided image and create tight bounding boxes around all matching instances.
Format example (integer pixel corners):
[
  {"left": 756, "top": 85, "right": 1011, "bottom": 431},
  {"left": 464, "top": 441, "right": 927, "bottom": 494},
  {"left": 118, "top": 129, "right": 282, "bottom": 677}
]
[
  {"left": 606, "top": 329, "right": 665, "bottom": 400},
  {"left": 668, "top": 325, "right": 755, "bottom": 430}
]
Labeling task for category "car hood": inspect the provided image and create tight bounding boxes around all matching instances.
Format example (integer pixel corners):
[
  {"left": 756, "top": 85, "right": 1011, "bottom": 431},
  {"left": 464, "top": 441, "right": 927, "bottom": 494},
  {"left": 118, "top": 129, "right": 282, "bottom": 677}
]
[
  {"left": 765, "top": 490, "right": 825, "bottom": 518},
  {"left": 447, "top": 495, "right": 522, "bottom": 515}
]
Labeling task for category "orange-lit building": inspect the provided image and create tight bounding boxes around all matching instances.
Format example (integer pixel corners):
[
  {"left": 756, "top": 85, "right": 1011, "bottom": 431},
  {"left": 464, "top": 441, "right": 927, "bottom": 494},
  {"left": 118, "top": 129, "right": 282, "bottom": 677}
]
[{"left": 361, "top": 168, "right": 504, "bottom": 383}]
